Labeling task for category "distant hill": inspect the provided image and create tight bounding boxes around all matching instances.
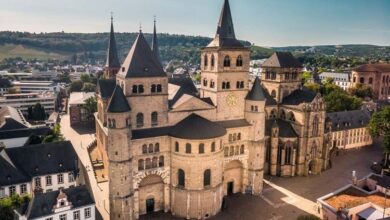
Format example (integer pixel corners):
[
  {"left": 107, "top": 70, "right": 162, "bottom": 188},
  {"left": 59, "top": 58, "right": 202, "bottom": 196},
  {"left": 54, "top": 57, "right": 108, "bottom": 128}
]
[{"left": 0, "top": 31, "right": 274, "bottom": 63}]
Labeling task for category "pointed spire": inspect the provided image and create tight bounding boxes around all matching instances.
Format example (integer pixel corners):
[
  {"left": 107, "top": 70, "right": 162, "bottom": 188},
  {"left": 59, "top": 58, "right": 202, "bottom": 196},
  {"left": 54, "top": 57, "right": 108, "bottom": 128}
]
[
  {"left": 106, "top": 14, "right": 121, "bottom": 68},
  {"left": 246, "top": 77, "right": 265, "bottom": 101},
  {"left": 118, "top": 31, "right": 166, "bottom": 78},
  {"left": 207, "top": 0, "right": 243, "bottom": 48},
  {"left": 107, "top": 85, "right": 131, "bottom": 113},
  {"left": 152, "top": 16, "right": 162, "bottom": 64}
]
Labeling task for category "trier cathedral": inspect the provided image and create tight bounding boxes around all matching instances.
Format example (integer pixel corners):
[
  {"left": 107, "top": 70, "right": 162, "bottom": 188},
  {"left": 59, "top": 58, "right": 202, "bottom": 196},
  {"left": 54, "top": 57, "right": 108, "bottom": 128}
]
[{"left": 95, "top": 0, "right": 329, "bottom": 219}]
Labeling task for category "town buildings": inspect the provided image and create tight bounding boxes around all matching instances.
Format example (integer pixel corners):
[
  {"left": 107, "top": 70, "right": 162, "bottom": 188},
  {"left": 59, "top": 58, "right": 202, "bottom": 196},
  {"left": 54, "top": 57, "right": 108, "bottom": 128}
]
[
  {"left": 11, "top": 80, "right": 61, "bottom": 94},
  {"left": 326, "top": 110, "right": 373, "bottom": 151},
  {"left": 93, "top": 0, "right": 330, "bottom": 219},
  {"left": 351, "top": 64, "right": 390, "bottom": 101},
  {"left": 69, "top": 92, "right": 95, "bottom": 126},
  {"left": 0, "top": 91, "right": 57, "bottom": 115},
  {"left": 319, "top": 72, "right": 350, "bottom": 90},
  {"left": 318, "top": 173, "right": 390, "bottom": 220}
]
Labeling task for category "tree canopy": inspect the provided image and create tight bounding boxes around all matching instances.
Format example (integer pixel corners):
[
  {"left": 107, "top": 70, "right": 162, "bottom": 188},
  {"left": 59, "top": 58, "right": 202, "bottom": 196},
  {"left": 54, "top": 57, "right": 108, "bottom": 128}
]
[
  {"left": 0, "top": 194, "right": 30, "bottom": 220},
  {"left": 368, "top": 107, "right": 390, "bottom": 153},
  {"left": 42, "top": 123, "right": 65, "bottom": 143},
  {"left": 27, "top": 103, "right": 46, "bottom": 121}
]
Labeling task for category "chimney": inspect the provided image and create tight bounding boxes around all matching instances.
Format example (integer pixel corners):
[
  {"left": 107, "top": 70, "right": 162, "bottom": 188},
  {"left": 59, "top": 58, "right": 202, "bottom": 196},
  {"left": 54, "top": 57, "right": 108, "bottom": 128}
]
[{"left": 352, "top": 170, "right": 357, "bottom": 185}]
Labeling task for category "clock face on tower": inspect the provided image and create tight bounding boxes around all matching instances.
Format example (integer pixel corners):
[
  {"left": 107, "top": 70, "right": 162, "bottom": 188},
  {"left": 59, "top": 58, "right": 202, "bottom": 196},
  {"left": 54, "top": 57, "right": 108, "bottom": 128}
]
[{"left": 226, "top": 93, "right": 238, "bottom": 107}]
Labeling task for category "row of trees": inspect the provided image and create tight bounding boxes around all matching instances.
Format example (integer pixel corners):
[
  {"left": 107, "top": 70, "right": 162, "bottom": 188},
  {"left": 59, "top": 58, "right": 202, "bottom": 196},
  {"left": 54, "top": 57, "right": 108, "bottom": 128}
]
[
  {"left": 0, "top": 194, "right": 30, "bottom": 220},
  {"left": 69, "top": 74, "right": 97, "bottom": 93}
]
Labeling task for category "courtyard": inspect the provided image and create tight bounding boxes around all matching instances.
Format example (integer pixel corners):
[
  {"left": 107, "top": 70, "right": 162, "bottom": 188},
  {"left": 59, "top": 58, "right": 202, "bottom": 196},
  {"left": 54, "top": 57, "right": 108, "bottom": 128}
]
[{"left": 140, "top": 141, "right": 383, "bottom": 220}]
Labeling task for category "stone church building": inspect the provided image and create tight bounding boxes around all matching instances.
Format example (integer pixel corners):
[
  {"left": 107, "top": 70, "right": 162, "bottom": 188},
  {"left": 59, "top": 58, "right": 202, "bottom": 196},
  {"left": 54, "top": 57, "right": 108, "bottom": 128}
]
[{"left": 94, "top": 0, "right": 330, "bottom": 219}]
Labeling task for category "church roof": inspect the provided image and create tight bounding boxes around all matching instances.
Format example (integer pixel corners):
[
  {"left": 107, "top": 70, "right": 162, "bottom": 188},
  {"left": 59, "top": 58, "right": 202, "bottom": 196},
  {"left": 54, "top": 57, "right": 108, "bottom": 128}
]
[
  {"left": 326, "top": 109, "right": 371, "bottom": 131},
  {"left": 107, "top": 85, "right": 131, "bottom": 113},
  {"left": 97, "top": 79, "right": 116, "bottom": 99},
  {"left": 246, "top": 77, "right": 265, "bottom": 101},
  {"left": 353, "top": 64, "right": 390, "bottom": 73},
  {"left": 118, "top": 31, "right": 166, "bottom": 78},
  {"left": 152, "top": 19, "right": 162, "bottom": 64},
  {"left": 168, "top": 77, "right": 199, "bottom": 108},
  {"left": 105, "top": 17, "right": 121, "bottom": 68},
  {"left": 282, "top": 87, "right": 317, "bottom": 105},
  {"left": 265, "top": 119, "right": 298, "bottom": 138},
  {"left": 0, "top": 147, "right": 30, "bottom": 186},
  {"left": 262, "top": 52, "right": 302, "bottom": 68},
  {"left": 169, "top": 114, "right": 226, "bottom": 140},
  {"left": 207, "top": 0, "right": 244, "bottom": 48}
]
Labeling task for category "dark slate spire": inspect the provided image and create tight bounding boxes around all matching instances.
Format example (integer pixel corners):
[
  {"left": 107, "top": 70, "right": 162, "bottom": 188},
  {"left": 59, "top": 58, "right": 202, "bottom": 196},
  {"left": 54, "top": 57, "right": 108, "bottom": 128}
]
[
  {"left": 246, "top": 76, "right": 265, "bottom": 101},
  {"left": 106, "top": 15, "right": 121, "bottom": 68},
  {"left": 207, "top": 0, "right": 243, "bottom": 48},
  {"left": 151, "top": 17, "right": 162, "bottom": 64},
  {"left": 107, "top": 85, "right": 131, "bottom": 113},
  {"left": 118, "top": 30, "right": 166, "bottom": 78}
]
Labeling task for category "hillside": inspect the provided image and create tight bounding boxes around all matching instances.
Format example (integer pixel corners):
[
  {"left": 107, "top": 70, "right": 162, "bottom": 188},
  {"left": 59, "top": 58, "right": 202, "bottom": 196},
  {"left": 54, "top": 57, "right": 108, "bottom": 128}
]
[{"left": 0, "top": 31, "right": 274, "bottom": 64}]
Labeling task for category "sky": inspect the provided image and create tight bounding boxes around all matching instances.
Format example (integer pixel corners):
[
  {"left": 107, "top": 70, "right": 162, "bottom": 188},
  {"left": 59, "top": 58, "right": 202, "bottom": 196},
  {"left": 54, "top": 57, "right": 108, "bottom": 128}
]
[{"left": 0, "top": 0, "right": 389, "bottom": 47}]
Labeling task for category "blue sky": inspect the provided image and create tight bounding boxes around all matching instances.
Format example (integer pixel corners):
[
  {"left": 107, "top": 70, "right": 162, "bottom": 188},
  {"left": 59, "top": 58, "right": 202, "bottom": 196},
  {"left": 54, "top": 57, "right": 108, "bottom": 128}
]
[{"left": 0, "top": 0, "right": 389, "bottom": 46}]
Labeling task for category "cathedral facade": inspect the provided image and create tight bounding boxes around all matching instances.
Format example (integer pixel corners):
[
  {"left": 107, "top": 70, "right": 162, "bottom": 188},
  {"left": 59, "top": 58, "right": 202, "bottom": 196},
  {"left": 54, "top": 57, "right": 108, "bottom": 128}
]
[{"left": 94, "top": 0, "right": 330, "bottom": 219}]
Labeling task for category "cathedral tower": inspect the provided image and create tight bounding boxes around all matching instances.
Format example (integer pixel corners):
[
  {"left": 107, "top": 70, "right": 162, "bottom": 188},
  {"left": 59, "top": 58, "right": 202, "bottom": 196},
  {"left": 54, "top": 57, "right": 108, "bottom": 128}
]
[
  {"left": 200, "top": 0, "right": 250, "bottom": 121},
  {"left": 104, "top": 16, "right": 121, "bottom": 79},
  {"left": 106, "top": 85, "right": 134, "bottom": 220},
  {"left": 245, "top": 77, "right": 266, "bottom": 194}
]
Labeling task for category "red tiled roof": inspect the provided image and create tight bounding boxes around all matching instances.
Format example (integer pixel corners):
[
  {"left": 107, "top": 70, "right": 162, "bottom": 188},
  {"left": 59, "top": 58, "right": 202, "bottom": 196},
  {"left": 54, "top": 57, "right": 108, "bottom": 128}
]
[{"left": 353, "top": 64, "right": 390, "bottom": 73}]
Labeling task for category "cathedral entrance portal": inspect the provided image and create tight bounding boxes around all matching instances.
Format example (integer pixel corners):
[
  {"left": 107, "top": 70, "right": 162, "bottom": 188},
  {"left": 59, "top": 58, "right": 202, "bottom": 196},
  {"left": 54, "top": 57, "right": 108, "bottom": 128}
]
[
  {"left": 308, "top": 160, "right": 316, "bottom": 175},
  {"left": 146, "top": 198, "right": 155, "bottom": 213},
  {"left": 227, "top": 181, "right": 234, "bottom": 195}
]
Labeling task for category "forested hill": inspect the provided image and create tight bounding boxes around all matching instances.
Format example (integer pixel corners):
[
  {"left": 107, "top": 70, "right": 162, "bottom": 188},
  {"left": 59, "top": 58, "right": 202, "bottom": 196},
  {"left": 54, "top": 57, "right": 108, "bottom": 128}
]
[{"left": 0, "top": 31, "right": 273, "bottom": 63}]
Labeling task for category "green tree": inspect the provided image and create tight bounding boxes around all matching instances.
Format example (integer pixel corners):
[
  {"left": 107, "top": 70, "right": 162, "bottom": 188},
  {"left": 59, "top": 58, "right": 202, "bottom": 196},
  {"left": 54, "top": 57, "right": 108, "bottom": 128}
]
[
  {"left": 368, "top": 107, "right": 390, "bottom": 166},
  {"left": 301, "top": 71, "right": 312, "bottom": 84},
  {"left": 348, "top": 83, "right": 373, "bottom": 99},
  {"left": 82, "top": 82, "right": 96, "bottom": 92},
  {"left": 324, "top": 91, "right": 362, "bottom": 112},
  {"left": 80, "top": 74, "right": 91, "bottom": 83},
  {"left": 42, "top": 123, "right": 65, "bottom": 143},
  {"left": 0, "top": 194, "right": 31, "bottom": 220},
  {"left": 28, "top": 103, "right": 46, "bottom": 121},
  {"left": 304, "top": 82, "right": 321, "bottom": 93},
  {"left": 296, "top": 215, "right": 321, "bottom": 220},
  {"left": 83, "top": 96, "right": 97, "bottom": 121},
  {"left": 69, "top": 80, "right": 83, "bottom": 92}
]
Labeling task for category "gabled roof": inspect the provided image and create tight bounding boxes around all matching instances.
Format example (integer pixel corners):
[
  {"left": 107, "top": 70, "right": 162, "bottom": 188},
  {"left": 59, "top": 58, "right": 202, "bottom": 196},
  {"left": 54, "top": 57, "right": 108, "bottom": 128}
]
[
  {"left": 265, "top": 119, "right": 298, "bottom": 138},
  {"left": 353, "top": 64, "right": 390, "bottom": 73},
  {"left": 0, "top": 126, "right": 50, "bottom": 140},
  {"left": 118, "top": 31, "right": 166, "bottom": 78},
  {"left": 0, "top": 106, "right": 29, "bottom": 131},
  {"left": 97, "top": 79, "right": 116, "bottom": 99},
  {"left": 207, "top": 0, "right": 244, "bottom": 48},
  {"left": 168, "top": 77, "right": 199, "bottom": 108},
  {"left": 246, "top": 77, "right": 265, "bottom": 101},
  {"left": 282, "top": 87, "right": 317, "bottom": 105},
  {"left": 169, "top": 114, "right": 226, "bottom": 139},
  {"left": 26, "top": 186, "right": 94, "bottom": 219},
  {"left": 105, "top": 17, "right": 121, "bottom": 68},
  {"left": 263, "top": 52, "right": 302, "bottom": 68},
  {"left": 152, "top": 19, "right": 162, "bottom": 64},
  {"left": 107, "top": 85, "right": 131, "bottom": 113},
  {"left": 326, "top": 109, "right": 371, "bottom": 131},
  {"left": 5, "top": 141, "right": 78, "bottom": 178},
  {"left": 0, "top": 147, "right": 30, "bottom": 186}
]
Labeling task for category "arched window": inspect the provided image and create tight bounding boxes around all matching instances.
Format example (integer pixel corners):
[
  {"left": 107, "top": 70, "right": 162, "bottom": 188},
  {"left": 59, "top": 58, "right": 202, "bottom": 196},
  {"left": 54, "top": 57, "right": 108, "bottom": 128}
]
[
  {"left": 126, "top": 118, "right": 130, "bottom": 127},
  {"left": 229, "top": 134, "right": 233, "bottom": 142},
  {"left": 151, "top": 112, "right": 158, "bottom": 126},
  {"left": 240, "top": 81, "right": 244, "bottom": 88},
  {"left": 236, "top": 81, "right": 240, "bottom": 89},
  {"left": 285, "top": 142, "right": 293, "bottom": 165},
  {"left": 224, "top": 147, "right": 229, "bottom": 157},
  {"left": 151, "top": 84, "right": 157, "bottom": 93},
  {"left": 223, "top": 56, "right": 231, "bottom": 67},
  {"left": 154, "top": 143, "right": 160, "bottom": 152},
  {"left": 236, "top": 55, "right": 243, "bottom": 67},
  {"left": 112, "top": 119, "right": 116, "bottom": 128},
  {"left": 136, "top": 113, "right": 144, "bottom": 128},
  {"left": 280, "top": 110, "right": 286, "bottom": 120},
  {"left": 175, "top": 142, "right": 179, "bottom": 152},
  {"left": 312, "top": 116, "right": 319, "bottom": 136},
  {"left": 148, "top": 144, "right": 154, "bottom": 153},
  {"left": 226, "top": 82, "right": 230, "bottom": 89},
  {"left": 271, "top": 71, "right": 277, "bottom": 80},
  {"left": 311, "top": 142, "right": 317, "bottom": 159},
  {"left": 138, "top": 159, "right": 144, "bottom": 171},
  {"left": 199, "top": 143, "right": 205, "bottom": 154},
  {"left": 229, "top": 146, "right": 234, "bottom": 156},
  {"left": 211, "top": 142, "right": 216, "bottom": 152},
  {"left": 142, "top": 144, "right": 148, "bottom": 154},
  {"left": 240, "top": 145, "right": 245, "bottom": 154},
  {"left": 159, "top": 156, "right": 164, "bottom": 167},
  {"left": 145, "top": 158, "right": 152, "bottom": 169},
  {"left": 204, "top": 54, "right": 208, "bottom": 67},
  {"left": 210, "top": 80, "right": 215, "bottom": 88},
  {"left": 132, "top": 85, "right": 138, "bottom": 94},
  {"left": 157, "top": 84, "right": 162, "bottom": 93},
  {"left": 288, "top": 112, "right": 296, "bottom": 122},
  {"left": 235, "top": 145, "right": 239, "bottom": 155},
  {"left": 185, "top": 143, "right": 191, "bottom": 154},
  {"left": 178, "top": 169, "right": 185, "bottom": 187},
  {"left": 203, "top": 78, "right": 208, "bottom": 87},
  {"left": 222, "top": 82, "right": 226, "bottom": 89},
  {"left": 138, "top": 85, "right": 144, "bottom": 93},
  {"left": 233, "top": 134, "right": 237, "bottom": 141},
  {"left": 211, "top": 55, "right": 215, "bottom": 67},
  {"left": 271, "top": 90, "right": 276, "bottom": 98},
  {"left": 152, "top": 157, "right": 158, "bottom": 168},
  {"left": 204, "top": 169, "right": 211, "bottom": 187},
  {"left": 237, "top": 133, "right": 241, "bottom": 140},
  {"left": 270, "top": 109, "right": 277, "bottom": 118},
  {"left": 108, "top": 119, "right": 112, "bottom": 128}
]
